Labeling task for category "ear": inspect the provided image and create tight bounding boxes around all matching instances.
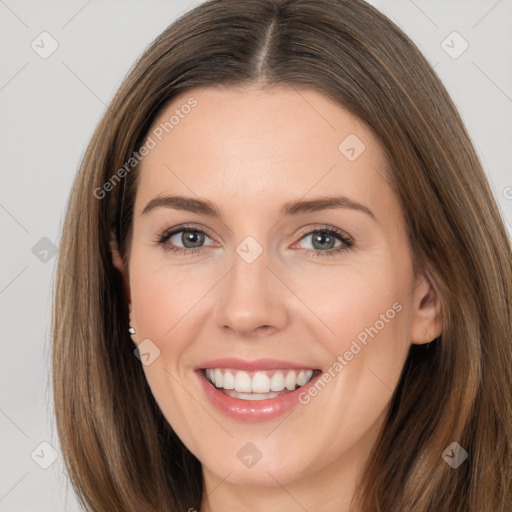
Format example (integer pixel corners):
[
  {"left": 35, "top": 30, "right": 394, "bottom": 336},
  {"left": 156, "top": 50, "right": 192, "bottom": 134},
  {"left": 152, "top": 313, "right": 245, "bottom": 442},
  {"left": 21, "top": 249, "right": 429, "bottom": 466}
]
[
  {"left": 110, "top": 238, "right": 132, "bottom": 316},
  {"left": 409, "top": 270, "right": 443, "bottom": 345}
]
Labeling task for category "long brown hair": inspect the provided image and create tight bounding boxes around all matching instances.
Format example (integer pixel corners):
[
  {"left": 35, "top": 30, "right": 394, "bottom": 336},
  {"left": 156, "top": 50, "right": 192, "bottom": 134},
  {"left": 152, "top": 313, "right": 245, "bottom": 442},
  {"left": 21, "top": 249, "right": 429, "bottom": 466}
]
[{"left": 52, "top": 0, "right": 512, "bottom": 510}]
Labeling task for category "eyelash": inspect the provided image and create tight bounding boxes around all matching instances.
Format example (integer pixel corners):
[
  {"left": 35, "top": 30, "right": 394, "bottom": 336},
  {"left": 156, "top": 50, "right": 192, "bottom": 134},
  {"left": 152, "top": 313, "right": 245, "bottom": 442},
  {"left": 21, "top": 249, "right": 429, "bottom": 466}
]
[{"left": 155, "top": 223, "right": 354, "bottom": 258}]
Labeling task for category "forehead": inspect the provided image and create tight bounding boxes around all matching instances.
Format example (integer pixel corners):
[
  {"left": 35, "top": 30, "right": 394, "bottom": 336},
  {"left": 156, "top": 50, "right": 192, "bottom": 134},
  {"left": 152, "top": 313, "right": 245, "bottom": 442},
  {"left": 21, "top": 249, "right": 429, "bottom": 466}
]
[{"left": 135, "top": 85, "right": 394, "bottom": 218}]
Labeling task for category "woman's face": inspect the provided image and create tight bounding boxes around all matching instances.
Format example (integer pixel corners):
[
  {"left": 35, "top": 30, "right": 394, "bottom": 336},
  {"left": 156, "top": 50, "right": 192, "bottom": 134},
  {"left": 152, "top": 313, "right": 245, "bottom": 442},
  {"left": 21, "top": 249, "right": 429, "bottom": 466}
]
[{"left": 118, "top": 85, "right": 439, "bottom": 497}]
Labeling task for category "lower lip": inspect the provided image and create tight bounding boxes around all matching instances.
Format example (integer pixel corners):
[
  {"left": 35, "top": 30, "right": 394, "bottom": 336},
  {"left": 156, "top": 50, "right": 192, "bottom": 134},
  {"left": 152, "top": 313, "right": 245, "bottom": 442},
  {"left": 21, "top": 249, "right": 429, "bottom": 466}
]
[{"left": 196, "top": 370, "right": 322, "bottom": 422}]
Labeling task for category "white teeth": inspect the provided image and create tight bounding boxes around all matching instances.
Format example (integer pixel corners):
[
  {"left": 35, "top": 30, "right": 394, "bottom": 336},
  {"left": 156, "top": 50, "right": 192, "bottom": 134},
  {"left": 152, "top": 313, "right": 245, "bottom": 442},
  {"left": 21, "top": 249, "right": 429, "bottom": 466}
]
[
  {"left": 297, "top": 370, "right": 313, "bottom": 386},
  {"left": 205, "top": 368, "right": 315, "bottom": 394},
  {"left": 270, "top": 371, "right": 285, "bottom": 392},
  {"left": 296, "top": 370, "right": 307, "bottom": 386},
  {"left": 223, "top": 370, "right": 235, "bottom": 389},
  {"left": 251, "top": 372, "right": 271, "bottom": 393},
  {"left": 223, "top": 390, "right": 281, "bottom": 400},
  {"left": 285, "top": 370, "right": 297, "bottom": 390},
  {"left": 234, "top": 371, "right": 252, "bottom": 393},
  {"left": 214, "top": 368, "right": 223, "bottom": 388}
]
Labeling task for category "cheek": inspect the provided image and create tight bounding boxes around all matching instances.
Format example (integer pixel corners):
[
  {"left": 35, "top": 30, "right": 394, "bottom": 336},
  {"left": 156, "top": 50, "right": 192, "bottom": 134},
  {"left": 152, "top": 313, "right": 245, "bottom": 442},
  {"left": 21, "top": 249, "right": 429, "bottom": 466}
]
[
  {"left": 286, "top": 268, "right": 411, "bottom": 462},
  {"left": 307, "top": 259, "right": 412, "bottom": 403},
  {"left": 326, "top": 279, "right": 408, "bottom": 357},
  {"left": 129, "top": 254, "right": 206, "bottom": 343},
  {"left": 128, "top": 257, "right": 207, "bottom": 451},
  {"left": 298, "top": 257, "right": 410, "bottom": 355}
]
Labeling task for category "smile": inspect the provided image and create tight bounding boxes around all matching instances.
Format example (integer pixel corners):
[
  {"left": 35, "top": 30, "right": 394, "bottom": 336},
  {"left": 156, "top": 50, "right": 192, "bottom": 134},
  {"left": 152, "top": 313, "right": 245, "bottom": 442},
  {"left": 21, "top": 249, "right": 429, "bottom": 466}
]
[
  {"left": 195, "top": 358, "right": 322, "bottom": 422},
  {"left": 204, "top": 368, "right": 315, "bottom": 400}
]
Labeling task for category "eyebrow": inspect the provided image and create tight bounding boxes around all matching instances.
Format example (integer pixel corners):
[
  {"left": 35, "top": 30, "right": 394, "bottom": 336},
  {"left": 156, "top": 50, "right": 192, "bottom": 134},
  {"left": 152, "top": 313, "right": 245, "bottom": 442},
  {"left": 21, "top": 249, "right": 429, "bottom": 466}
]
[{"left": 141, "top": 194, "right": 376, "bottom": 220}]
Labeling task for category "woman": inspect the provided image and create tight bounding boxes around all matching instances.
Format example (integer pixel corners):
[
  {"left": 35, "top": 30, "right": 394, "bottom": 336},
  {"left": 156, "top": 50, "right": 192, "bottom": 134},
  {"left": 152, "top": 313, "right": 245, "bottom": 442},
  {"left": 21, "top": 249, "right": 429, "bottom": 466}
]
[{"left": 52, "top": 0, "right": 512, "bottom": 510}]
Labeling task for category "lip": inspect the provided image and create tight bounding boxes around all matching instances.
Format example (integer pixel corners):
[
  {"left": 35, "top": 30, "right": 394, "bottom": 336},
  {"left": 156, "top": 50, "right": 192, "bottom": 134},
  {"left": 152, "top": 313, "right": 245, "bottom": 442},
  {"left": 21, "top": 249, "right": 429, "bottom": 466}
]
[
  {"left": 194, "top": 357, "right": 315, "bottom": 372},
  {"left": 195, "top": 360, "right": 322, "bottom": 422}
]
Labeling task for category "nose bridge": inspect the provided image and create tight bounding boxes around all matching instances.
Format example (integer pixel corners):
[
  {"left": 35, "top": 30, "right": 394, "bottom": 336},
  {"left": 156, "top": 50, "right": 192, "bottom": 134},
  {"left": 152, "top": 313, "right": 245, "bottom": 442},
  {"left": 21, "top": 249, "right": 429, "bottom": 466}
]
[{"left": 215, "top": 233, "right": 289, "bottom": 336}]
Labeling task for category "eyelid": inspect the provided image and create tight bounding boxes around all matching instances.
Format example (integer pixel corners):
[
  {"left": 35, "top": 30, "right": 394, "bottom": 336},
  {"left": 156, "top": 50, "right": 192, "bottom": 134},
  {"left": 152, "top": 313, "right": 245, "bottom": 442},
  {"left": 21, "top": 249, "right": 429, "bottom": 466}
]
[
  {"left": 158, "top": 223, "right": 352, "bottom": 243},
  {"left": 157, "top": 223, "right": 218, "bottom": 244},
  {"left": 156, "top": 222, "right": 354, "bottom": 256},
  {"left": 294, "top": 223, "right": 353, "bottom": 244}
]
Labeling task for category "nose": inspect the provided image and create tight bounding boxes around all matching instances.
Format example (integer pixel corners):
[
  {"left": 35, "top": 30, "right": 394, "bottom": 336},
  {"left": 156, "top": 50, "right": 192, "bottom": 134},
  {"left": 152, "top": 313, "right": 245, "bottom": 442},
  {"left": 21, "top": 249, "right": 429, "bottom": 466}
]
[{"left": 215, "top": 245, "right": 290, "bottom": 338}]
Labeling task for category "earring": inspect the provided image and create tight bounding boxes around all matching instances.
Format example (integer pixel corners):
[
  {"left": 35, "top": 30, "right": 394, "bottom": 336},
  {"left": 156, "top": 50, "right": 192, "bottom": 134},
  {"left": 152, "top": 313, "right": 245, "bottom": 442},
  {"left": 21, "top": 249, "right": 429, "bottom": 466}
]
[{"left": 128, "top": 326, "right": 136, "bottom": 335}]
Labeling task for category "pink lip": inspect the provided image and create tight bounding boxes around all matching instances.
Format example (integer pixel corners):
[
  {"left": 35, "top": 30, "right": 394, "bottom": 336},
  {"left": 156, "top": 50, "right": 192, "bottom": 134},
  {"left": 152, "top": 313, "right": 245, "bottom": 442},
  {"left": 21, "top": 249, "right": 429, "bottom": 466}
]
[
  {"left": 195, "top": 365, "right": 322, "bottom": 423},
  {"left": 194, "top": 357, "right": 315, "bottom": 372}
]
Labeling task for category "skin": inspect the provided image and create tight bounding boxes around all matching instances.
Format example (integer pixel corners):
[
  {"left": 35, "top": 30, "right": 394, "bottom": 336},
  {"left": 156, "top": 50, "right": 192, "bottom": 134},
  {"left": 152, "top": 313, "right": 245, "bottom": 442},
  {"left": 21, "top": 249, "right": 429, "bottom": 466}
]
[{"left": 112, "top": 85, "right": 442, "bottom": 512}]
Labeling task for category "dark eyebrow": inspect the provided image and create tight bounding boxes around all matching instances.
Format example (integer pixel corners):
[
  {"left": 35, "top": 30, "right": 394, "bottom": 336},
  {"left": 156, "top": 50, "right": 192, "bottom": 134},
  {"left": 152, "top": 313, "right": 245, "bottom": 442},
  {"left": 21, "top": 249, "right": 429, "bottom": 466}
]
[
  {"left": 280, "top": 196, "right": 375, "bottom": 220},
  {"left": 142, "top": 195, "right": 219, "bottom": 216},
  {"left": 141, "top": 194, "right": 376, "bottom": 220}
]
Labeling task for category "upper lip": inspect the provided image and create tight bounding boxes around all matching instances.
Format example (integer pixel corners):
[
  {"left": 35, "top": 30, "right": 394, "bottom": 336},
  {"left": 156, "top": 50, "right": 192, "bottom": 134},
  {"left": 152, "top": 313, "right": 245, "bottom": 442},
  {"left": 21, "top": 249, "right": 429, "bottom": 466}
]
[{"left": 194, "top": 358, "right": 318, "bottom": 372}]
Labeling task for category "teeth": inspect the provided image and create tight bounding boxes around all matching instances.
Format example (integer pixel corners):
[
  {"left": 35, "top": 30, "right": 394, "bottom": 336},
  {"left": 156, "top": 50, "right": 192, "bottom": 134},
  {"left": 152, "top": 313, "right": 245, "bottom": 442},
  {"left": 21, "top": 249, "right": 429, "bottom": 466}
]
[
  {"left": 223, "top": 390, "right": 281, "bottom": 400},
  {"left": 234, "top": 371, "right": 252, "bottom": 393},
  {"left": 270, "top": 371, "right": 285, "bottom": 391},
  {"left": 252, "top": 373, "right": 270, "bottom": 393},
  {"left": 214, "top": 368, "right": 223, "bottom": 387},
  {"left": 205, "top": 368, "right": 314, "bottom": 393},
  {"left": 285, "top": 370, "right": 297, "bottom": 390},
  {"left": 223, "top": 370, "right": 235, "bottom": 389},
  {"left": 296, "top": 370, "right": 308, "bottom": 386}
]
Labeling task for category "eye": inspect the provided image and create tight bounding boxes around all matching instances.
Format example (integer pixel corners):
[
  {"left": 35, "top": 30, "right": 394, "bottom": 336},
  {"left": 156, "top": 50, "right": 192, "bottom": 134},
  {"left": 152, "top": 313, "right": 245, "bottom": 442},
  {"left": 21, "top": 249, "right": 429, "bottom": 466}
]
[
  {"left": 156, "top": 224, "right": 217, "bottom": 255},
  {"left": 155, "top": 223, "right": 353, "bottom": 258},
  {"left": 293, "top": 225, "right": 353, "bottom": 258}
]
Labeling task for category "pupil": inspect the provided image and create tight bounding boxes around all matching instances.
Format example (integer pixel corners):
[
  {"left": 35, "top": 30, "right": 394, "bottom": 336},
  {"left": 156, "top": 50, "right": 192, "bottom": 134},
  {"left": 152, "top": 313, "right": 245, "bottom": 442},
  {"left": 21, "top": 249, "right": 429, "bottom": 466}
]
[
  {"left": 183, "top": 231, "right": 204, "bottom": 248},
  {"left": 313, "top": 231, "right": 334, "bottom": 250}
]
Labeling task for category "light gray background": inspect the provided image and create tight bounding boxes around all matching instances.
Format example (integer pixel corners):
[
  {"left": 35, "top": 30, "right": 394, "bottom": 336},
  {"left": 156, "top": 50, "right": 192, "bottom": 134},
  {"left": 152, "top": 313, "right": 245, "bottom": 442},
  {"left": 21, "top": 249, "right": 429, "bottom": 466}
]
[{"left": 1, "top": 0, "right": 511, "bottom": 510}]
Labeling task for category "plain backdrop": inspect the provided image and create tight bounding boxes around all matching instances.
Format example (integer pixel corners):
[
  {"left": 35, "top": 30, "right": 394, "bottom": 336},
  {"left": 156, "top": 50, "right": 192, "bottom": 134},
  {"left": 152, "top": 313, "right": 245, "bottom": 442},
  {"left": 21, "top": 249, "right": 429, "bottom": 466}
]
[{"left": 1, "top": 0, "right": 511, "bottom": 510}]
